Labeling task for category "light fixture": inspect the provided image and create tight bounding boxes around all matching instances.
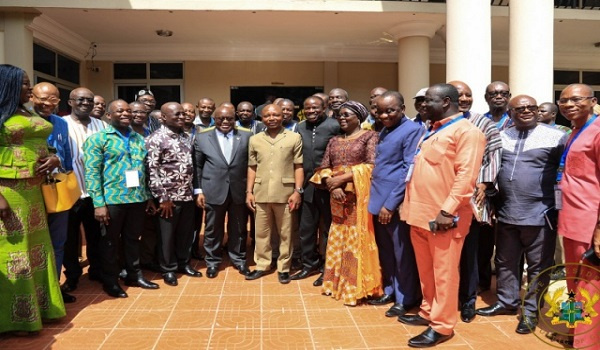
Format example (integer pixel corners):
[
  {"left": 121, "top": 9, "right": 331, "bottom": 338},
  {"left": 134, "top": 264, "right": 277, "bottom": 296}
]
[{"left": 156, "top": 29, "right": 173, "bottom": 37}]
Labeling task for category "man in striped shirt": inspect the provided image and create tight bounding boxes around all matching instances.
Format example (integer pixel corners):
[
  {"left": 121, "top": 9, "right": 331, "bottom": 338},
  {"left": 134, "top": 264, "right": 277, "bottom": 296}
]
[
  {"left": 449, "top": 81, "right": 502, "bottom": 323},
  {"left": 61, "top": 87, "right": 107, "bottom": 293},
  {"left": 84, "top": 99, "right": 159, "bottom": 297}
]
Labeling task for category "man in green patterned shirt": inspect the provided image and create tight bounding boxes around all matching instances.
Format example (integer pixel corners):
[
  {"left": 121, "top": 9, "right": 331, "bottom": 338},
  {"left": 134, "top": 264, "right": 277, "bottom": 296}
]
[{"left": 83, "top": 99, "right": 158, "bottom": 298}]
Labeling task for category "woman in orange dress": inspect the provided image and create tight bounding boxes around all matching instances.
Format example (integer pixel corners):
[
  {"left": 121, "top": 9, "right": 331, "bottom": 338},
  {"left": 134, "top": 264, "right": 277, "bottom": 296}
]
[{"left": 310, "top": 101, "right": 382, "bottom": 306}]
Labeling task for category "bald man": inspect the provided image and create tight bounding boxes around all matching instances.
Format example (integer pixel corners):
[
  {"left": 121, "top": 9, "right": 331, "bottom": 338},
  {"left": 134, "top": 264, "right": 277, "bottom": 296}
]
[
  {"left": 328, "top": 88, "right": 349, "bottom": 118},
  {"left": 448, "top": 80, "right": 502, "bottom": 323},
  {"left": 194, "top": 97, "right": 216, "bottom": 130},
  {"left": 147, "top": 102, "right": 202, "bottom": 286},
  {"left": 538, "top": 102, "right": 572, "bottom": 135},
  {"left": 476, "top": 95, "right": 567, "bottom": 335},
  {"left": 31, "top": 82, "right": 75, "bottom": 302},
  {"left": 246, "top": 104, "right": 304, "bottom": 283},
  {"left": 62, "top": 87, "right": 107, "bottom": 293}
]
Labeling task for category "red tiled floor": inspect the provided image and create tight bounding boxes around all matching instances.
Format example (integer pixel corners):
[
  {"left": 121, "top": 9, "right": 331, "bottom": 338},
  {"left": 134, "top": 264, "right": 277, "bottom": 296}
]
[{"left": 0, "top": 262, "right": 564, "bottom": 349}]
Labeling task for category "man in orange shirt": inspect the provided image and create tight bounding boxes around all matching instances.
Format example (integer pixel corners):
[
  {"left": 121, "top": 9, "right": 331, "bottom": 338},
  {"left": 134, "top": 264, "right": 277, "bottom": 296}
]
[{"left": 399, "top": 84, "right": 485, "bottom": 348}]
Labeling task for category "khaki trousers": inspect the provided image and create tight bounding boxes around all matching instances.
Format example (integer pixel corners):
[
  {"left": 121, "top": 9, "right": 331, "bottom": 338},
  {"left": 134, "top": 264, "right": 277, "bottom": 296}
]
[{"left": 254, "top": 203, "right": 294, "bottom": 272}]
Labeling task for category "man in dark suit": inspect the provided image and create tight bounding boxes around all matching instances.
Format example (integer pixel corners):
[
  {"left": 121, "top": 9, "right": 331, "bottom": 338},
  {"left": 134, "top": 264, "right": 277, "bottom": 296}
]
[
  {"left": 367, "top": 91, "right": 424, "bottom": 318},
  {"left": 291, "top": 95, "right": 340, "bottom": 286},
  {"left": 194, "top": 105, "right": 252, "bottom": 278}
]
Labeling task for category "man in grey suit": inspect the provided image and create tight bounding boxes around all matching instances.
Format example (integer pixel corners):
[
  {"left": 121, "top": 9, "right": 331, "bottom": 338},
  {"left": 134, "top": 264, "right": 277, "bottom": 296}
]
[{"left": 194, "top": 105, "right": 252, "bottom": 278}]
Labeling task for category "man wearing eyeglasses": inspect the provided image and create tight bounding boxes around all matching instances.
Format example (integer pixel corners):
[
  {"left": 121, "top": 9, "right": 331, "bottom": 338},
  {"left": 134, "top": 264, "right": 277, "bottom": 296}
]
[
  {"left": 476, "top": 95, "right": 567, "bottom": 335},
  {"left": 478, "top": 81, "right": 513, "bottom": 295},
  {"left": 136, "top": 90, "right": 161, "bottom": 132},
  {"left": 31, "top": 82, "right": 75, "bottom": 303},
  {"left": 62, "top": 87, "right": 107, "bottom": 294},
  {"left": 556, "top": 84, "right": 600, "bottom": 348}
]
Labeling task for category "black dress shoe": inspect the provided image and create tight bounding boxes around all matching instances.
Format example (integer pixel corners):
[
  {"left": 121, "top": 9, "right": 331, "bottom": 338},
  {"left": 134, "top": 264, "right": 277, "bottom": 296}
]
[
  {"left": 385, "top": 303, "right": 409, "bottom": 318},
  {"left": 290, "top": 266, "right": 320, "bottom": 280},
  {"left": 179, "top": 265, "right": 202, "bottom": 277},
  {"left": 313, "top": 273, "right": 324, "bottom": 286},
  {"left": 61, "top": 279, "right": 78, "bottom": 293},
  {"left": 516, "top": 315, "right": 538, "bottom": 334},
  {"left": 245, "top": 270, "right": 266, "bottom": 281},
  {"left": 234, "top": 265, "right": 250, "bottom": 276},
  {"left": 206, "top": 266, "right": 218, "bottom": 279},
  {"left": 398, "top": 314, "right": 430, "bottom": 326},
  {"left": 278, "top": 272, "right": 291, "bottom": 284},
  {"left": 61, "top": 291, "right": 77, "bottom": 303},
  {"left": 460, "top": 303, "right": 476, "bottom": 323},
  {"left": 367, "top": 294, "right": 394, "bottom": 306},
  {"left": 163, "top": 272, "right": 178, "bottom": 286},
  {"left": 103, "top": 284, "right": 128, "bottom": 298},
  {"left": 125, "top": 277, "right": 159, "bottom": 289},
  {"left": 408, "top": 326, "right": 454, "bottom": 348},
  {"left": 476, "top": 302, "right": 518, "bottom": 317}
]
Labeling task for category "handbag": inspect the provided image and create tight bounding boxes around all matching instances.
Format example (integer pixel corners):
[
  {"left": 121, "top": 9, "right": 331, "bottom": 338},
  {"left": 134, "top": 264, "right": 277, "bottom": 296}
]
[{"left": 41, "top": 170, "right": 81, "bottom": 213}]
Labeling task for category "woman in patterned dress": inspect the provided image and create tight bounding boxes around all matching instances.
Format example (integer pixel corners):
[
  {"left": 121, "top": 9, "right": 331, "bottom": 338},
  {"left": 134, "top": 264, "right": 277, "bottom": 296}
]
[
  {"left": 310, "top": 101, "right": 383, "bottom": 306},
  {"left": 0, "top": 64, "right": 66, "bottom": 334}
]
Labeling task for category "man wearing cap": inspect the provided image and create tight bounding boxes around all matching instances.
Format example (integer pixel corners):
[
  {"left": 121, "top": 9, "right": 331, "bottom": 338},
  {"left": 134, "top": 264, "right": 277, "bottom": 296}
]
[{"left": 413, "top": 88, "right": 429, "bottom": 128}]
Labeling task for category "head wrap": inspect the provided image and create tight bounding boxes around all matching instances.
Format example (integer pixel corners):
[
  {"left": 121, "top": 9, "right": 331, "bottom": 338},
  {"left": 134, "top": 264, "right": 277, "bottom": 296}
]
[{"left": 339, "top": 100, "right": 369, "bottom": 122}]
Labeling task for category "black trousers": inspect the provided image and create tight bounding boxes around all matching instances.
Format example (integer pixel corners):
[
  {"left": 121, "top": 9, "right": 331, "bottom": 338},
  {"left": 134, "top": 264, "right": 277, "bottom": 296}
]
[
  {"left": 204, "top": 191, "right": 247, "bottom": 268},
  {"left": 191, "top": 206, "right": 204, "bottom": 256},
  {"left": 63, "top": 197, "right": 102, "bottom": 282},
  {"left": 100, "top": 202, "right": 146, "bottom": 285},
  {"left": 139, "top": 208, "right": 160, "bottom": 266},
  {"left": 158, "top": 201, "right": 195, "bottom": 272},
  {"left": 459, "top": 218, "right": 482, "bottom": 306},
  {"left": 298, "top": 186, "right": 332, "bottom": 269},
  {"left": 477, "top": 223, "right": 496, "bottom": 290}
]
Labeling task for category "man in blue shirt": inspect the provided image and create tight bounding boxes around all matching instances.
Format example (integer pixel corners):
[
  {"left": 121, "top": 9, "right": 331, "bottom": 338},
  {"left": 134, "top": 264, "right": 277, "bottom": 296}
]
[{"left": 31, "top": 82, "right": 75, "bottom": 303}]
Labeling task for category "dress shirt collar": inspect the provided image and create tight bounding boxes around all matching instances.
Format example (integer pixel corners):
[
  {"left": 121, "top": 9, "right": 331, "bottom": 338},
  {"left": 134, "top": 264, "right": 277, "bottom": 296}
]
[
  {"left": 216, "top": 129, "right": 234, "bottom": 138},
  {"left": 161, "top": 125, "right": 188, "bottom": 139},
  {"left": 431, "top": 112, "right": 464, "bottom": 130}
]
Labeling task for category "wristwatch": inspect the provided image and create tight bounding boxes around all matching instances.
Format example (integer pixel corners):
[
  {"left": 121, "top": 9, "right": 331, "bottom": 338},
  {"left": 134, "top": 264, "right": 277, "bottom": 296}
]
[{"left": 294, "top": 187, "right": 304, "bottom": 194}]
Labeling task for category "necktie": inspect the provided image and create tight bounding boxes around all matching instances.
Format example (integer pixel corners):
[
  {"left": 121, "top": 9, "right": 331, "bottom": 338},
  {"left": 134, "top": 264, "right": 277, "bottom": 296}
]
[{"left": 223, "top": 134, "right": 232, "bottom": 163}]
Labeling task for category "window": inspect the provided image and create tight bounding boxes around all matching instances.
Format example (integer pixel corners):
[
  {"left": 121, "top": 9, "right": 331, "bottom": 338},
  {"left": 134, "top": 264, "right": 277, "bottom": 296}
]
[
  {"left": 113, "top": 62, "right": 183, "bottom": 107},
  {"left": 33, "top": 43, "right": 80, "bottom": 115}
]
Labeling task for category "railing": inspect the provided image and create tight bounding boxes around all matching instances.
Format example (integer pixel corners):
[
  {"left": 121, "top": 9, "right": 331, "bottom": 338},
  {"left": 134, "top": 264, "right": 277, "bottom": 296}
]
[{"left": 383, "top": 0, "right": 600, "bottom": 9}]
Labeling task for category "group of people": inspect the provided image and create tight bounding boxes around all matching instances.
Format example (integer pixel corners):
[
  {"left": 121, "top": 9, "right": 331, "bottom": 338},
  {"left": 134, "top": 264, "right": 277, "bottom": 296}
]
[{"left": 1, "top": 62, "right": 599, "bottom": 349}]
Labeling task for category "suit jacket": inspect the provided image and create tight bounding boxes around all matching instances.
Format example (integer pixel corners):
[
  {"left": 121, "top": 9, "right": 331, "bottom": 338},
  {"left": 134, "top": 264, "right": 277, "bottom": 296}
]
[
  {"left": 368, "top": 116, "right": 425, "bottom": 215},
  {"left": 248, "top": 128, "right": 303, "bottom": 204},
  {"left": 297, "top": 116, "right": 340, "bottom": 202},
  {"left": 193, "top": 127, "right": 252, "bottom": 205}
]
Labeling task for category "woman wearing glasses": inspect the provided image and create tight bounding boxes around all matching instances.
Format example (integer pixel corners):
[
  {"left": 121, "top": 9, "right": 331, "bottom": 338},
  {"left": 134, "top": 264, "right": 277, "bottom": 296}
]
[
  {"left": 310, "top": 100, "right": 382, "bottom": 306},
  {"left": 0, "top": 65, "right": 66, "bottom": 335}
]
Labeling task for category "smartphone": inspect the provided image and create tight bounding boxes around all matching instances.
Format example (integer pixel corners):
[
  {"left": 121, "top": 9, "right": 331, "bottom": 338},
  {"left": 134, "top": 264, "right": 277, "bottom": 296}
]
[{"left": 429, "top": 216, "right": 459, "bottom": 232}]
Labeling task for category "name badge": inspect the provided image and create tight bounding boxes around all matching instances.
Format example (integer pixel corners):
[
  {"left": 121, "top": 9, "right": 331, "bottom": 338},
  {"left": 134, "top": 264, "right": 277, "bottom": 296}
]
[
  {"left": 405, "top": 163, "right": 414, "bottom": 183},
  {"left": 554, "top": 184, "right": 562, "bottom": 210},
  {"left": 125, "top": 170, "right": 140, "bottom": 188}
]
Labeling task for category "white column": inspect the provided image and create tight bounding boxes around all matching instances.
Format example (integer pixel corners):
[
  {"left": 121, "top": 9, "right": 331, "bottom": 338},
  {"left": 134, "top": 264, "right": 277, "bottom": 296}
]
[
  {"left": 509, "top": 0, "right": 553, "bottom": 104},
  {"left": 446, "top": 0, "right": 491, "bottom": 114},
  {"left": 3, "top": 12, "right": 37, "bottom": 78},
  {"left": 388, "top": 21, "right": 438, "bottom": 118}
]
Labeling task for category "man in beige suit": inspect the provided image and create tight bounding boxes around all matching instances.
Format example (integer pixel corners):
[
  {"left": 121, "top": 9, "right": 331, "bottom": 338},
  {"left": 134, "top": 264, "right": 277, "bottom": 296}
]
[{"left": 245, "top": 104, "right": 304, "bottom": 284}]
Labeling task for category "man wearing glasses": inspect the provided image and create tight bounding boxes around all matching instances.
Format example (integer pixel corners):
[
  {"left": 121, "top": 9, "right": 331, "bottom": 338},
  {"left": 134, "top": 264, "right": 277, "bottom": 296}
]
[
  {"left": 556, "top": 84, "right": 600, "bottom": 348},
  {"left": 136, "top": 89, "right": 161, "bottom": 132},
  {"left": 31, "top": 82, "right": 75, "bottom": 303},
  {"left": 478, "top": 81, "right": 513, "bottom": 295},
  {"left": 62, "top": 87, "right": 107, "bottom": 294},
  {"left": 476, "top": 95, "right": 567, "bottom": 335}
]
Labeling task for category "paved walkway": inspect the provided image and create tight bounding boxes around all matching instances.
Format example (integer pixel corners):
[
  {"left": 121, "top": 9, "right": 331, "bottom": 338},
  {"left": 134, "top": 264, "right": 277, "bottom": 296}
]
[{"left": 0, "top": 259, "right": 565, "bottom": 349}]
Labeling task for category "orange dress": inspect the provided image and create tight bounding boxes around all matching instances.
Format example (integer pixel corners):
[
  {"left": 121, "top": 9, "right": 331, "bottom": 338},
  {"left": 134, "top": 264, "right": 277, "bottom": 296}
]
[{"left": 310, "top": 131, "right": 382, "bottom": 305}]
